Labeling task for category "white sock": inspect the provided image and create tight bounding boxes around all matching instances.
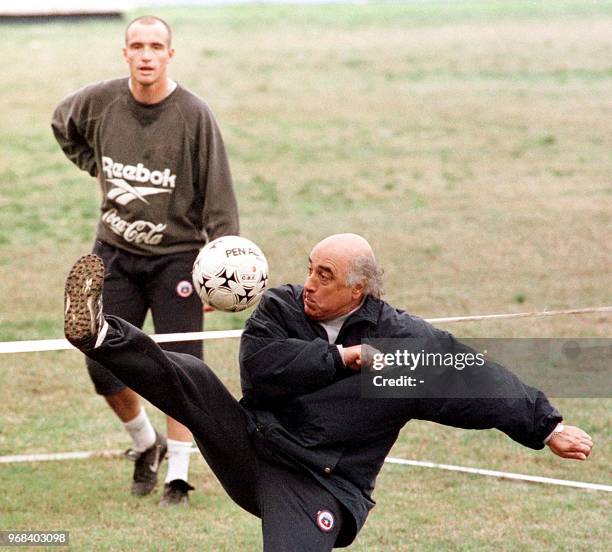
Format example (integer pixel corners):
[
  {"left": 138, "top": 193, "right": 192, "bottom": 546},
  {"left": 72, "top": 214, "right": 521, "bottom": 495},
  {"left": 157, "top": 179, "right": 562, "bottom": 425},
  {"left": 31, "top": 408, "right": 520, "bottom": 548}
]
[
  {"left": 123, "top": 407, "right": 156, "bottom": 453},
  {"left": 165, "top": 439, "right": 192, "bottom": 483}
]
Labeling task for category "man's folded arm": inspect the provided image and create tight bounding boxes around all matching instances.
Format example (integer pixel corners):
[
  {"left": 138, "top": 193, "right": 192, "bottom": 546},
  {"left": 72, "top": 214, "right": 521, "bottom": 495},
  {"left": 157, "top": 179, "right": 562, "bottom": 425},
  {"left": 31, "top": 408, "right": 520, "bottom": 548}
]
[{"left": 239, "top": 294, "right": 343, "bottom": 402}]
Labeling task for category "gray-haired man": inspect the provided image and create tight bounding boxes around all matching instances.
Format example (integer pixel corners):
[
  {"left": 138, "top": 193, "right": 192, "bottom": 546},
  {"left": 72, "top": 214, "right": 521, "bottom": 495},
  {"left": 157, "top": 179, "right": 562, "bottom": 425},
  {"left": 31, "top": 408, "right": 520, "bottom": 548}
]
[{"left": 63, "top": 233, "right": 593, "bottom": 550}]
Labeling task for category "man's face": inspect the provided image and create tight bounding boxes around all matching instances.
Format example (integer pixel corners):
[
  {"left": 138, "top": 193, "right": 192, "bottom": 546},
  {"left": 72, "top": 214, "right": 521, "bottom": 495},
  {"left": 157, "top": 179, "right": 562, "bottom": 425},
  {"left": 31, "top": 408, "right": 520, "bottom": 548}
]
[
  {"left": 303, "top": 243, "right": 362, "bottom": 321},
  {"left": 123, "top": 21, "right": 174, "bottom": 88}
]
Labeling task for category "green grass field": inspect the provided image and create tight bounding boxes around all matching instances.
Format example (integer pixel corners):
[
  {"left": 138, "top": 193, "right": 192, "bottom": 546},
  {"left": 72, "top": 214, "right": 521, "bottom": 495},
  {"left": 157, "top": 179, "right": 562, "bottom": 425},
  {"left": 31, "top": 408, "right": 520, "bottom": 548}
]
[{"left": 0, "top": 1, "right": 610, "bottom": 550}]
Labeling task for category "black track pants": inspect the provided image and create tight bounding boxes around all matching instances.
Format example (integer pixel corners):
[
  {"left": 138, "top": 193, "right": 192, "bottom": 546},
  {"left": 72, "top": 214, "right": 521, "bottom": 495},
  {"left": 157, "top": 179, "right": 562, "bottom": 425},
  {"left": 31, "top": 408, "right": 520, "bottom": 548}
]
[{"left": 86, "top": 316, "right": 344, "bottom": 551}]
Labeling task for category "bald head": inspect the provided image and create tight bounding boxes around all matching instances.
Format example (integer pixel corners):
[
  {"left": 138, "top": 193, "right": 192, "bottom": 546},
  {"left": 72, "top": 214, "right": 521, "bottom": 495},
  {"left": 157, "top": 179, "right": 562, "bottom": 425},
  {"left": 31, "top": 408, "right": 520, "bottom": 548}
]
[
  {"left": 313, "top": 234, "right": 383, "bottom": 295},
  {"left": 303, "top": 234, "right": 383, "bottom": 321},
  {"left": 312, "top": 233, "right": 374, "bottom": 261}
]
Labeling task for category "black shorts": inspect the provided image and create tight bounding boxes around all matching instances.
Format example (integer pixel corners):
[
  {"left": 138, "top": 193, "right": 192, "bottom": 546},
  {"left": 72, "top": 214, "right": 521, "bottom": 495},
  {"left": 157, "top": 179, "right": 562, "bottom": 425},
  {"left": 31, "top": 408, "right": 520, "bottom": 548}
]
[{"left": 86, "top": 241, "right": 203, "bottom": 395}]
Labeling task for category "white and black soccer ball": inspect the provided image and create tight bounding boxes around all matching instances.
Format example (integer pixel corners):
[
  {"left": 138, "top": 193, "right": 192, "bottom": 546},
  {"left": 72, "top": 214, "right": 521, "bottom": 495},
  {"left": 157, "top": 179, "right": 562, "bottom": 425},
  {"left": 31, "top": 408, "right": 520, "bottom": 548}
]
[{"left": 192, "top": 236, "right": 269, "bottom": 312}]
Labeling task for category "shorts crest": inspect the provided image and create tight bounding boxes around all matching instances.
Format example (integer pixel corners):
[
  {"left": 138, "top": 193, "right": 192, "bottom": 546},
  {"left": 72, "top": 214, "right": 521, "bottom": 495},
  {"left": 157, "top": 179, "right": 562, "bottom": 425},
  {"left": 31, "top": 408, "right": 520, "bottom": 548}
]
[
  {"left": 315, "top": 509, "right": 335, "bottom": 532},
  {"left": 176, "top": 280, "right": 194, "bottom": 298}
]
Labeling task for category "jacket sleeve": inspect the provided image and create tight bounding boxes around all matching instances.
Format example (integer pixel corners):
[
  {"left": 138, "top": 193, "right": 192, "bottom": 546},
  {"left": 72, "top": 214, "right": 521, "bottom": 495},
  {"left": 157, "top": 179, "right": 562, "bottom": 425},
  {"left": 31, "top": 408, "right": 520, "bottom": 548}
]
[
  {"left": 199, "top": 112, "right": 239, "bottom": 241},
  {"left": 393, "top": 321, "right": 563, "bottom": 449},
  {"left": 51, "top": 89, "right": 98, "bottom": 177},
  {"left": 415, "top": 393, "right": 562, "bottom": 450},
  {"left": 240, "top": 292, "right": 344, "bottom": 403}
]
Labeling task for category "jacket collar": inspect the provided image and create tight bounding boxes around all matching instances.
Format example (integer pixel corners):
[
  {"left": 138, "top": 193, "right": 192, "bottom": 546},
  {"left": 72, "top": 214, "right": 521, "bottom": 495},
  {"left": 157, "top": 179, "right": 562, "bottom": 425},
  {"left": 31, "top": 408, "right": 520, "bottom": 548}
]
[{"left": 344, "top": 294, "right": 380, "bottom": 326}]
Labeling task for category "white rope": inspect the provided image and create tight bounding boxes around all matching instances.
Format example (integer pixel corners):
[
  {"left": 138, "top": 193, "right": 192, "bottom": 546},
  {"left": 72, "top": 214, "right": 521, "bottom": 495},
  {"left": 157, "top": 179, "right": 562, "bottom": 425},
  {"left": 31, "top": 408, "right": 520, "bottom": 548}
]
[
  {"left": 0, "top": 448, "right": 205, "bottom": 464},
  {"left": 0, "top": 450, "right": 125, "bottom": 463},
  {"left": 427, "top": 306, "right": 612, "bottom": 324},
  {"left": 1, "top": 306, "right": 610, "bottom": 355},
  {"left": 0, "top": 329, "right": 243, "bottom": 354},
  {"left": 1, "top": 449, "right": 609, "bottom": 492},
  {"left": 384, "top": 457, "right": 612, "bottom": 492}
]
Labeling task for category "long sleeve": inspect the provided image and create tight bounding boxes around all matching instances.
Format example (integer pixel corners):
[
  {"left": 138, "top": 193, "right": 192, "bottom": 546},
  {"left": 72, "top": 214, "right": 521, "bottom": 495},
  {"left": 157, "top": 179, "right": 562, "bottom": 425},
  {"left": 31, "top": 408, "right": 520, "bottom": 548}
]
[
  {"left": 420, "top": 394, "right": 562, "bottom": 450},
  {"left": 199, "top": 114, "right": 239, "bottom": 241},
  {"left": 51, "top": 89, "right": 98, "bottom": 177},
  {"left": 379, "top": 323, "right": 564, "bottom": 449}
]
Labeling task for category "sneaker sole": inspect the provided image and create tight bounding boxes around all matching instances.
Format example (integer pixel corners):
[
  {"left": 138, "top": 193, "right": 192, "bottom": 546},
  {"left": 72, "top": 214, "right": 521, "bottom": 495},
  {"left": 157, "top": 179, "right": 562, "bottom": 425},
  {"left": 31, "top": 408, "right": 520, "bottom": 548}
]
[{"left": 64, "top": 254, "right": 105, "bottom": 347}]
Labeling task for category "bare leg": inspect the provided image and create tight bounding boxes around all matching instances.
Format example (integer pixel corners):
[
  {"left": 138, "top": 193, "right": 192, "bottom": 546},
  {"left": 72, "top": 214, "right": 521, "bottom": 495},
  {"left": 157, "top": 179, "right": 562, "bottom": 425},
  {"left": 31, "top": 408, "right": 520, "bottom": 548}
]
[
  {"left": 167, "top": 417, "right": 192, "bottom": 442},
  {"left": 104, "top": 387, "right": 141, "bottom": 422}
]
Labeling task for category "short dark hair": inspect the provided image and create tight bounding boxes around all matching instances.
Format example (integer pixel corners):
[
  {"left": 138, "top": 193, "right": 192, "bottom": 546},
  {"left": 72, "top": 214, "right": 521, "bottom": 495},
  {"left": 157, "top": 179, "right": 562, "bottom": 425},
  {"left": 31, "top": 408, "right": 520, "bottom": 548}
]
[{"left": 125, "top": 15, "right": 172, "bottom": 47}]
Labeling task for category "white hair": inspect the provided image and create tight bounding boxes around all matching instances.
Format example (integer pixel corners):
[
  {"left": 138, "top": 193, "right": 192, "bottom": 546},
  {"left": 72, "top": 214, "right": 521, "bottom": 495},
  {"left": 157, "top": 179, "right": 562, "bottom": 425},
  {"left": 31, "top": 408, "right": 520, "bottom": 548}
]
[{"left": 345, "top": 254, "right": 384, "bottom": 299}]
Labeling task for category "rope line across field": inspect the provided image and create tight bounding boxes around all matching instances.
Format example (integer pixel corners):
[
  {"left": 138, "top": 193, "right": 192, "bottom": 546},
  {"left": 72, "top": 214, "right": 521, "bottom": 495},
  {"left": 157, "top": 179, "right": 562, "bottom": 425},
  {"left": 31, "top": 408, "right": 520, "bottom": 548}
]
[
  {"left": 0, "top": 449, "right": 610, "bottom": 492},
  {"left": 1, "top": 306, "right": 609, "bottom": 492},
  {"left": 1, "top": 305, "right": 610, "bottom": 354}
]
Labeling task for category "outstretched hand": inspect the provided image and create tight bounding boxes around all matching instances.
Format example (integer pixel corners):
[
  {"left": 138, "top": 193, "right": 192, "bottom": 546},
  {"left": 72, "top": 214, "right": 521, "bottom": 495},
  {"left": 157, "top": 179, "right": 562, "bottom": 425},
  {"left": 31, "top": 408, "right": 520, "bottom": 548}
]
[{"left": 547, "top": 425, "right": 593, "bottom": 461}]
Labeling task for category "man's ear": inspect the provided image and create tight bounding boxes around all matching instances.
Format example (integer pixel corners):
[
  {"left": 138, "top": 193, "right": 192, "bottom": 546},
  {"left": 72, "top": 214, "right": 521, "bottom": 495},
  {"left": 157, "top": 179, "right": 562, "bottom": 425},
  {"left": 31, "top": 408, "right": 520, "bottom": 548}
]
[{"left": 351, "top": 281, "right": 365, "bottom": 300}]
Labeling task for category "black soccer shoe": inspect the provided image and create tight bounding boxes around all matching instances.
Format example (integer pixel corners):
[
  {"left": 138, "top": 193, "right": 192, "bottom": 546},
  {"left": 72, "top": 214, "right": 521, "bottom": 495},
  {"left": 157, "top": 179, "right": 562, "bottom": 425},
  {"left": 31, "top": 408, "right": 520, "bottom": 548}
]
[
  {"left": 64, "top": 254, "right": 105, "bottom": 351},
  {"left": 159, "top": 479, "right": 195, "bottom": 507},
  {"left": 131, "top": 431, "right": 168, "bottom": 496}
]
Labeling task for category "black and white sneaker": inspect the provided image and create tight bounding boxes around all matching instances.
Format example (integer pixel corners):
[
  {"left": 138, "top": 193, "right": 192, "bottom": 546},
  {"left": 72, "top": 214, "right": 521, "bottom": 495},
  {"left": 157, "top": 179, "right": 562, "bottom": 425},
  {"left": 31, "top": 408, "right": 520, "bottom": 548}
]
[
  {"left": 64, "top": 254, "right": 105, "bottom": 350},
  {"left": 131, "top": 431, "right": 168, "bottom": 496}
]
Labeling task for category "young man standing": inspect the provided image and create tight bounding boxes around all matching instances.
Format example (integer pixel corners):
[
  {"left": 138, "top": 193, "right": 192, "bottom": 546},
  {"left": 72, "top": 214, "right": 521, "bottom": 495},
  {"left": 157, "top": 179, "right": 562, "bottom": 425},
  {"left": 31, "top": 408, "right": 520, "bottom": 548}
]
[{"left": 52, "top": 16, "right": 239, "bottom": 505}]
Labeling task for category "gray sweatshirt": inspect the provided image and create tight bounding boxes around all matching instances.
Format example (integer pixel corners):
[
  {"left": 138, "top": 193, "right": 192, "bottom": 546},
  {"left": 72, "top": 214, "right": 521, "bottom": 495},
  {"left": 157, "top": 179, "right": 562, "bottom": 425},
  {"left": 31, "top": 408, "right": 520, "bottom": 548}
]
[{"left": 52, "top": 77, "right": 239, "bottom": 255}]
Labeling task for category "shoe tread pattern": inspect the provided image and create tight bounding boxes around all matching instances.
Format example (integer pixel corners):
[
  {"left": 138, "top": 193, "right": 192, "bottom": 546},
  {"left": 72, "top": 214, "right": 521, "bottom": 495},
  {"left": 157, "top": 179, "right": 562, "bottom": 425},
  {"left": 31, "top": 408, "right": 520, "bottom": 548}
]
[{"left": 64, "top": 254, "right": 105, "bottom": 347}]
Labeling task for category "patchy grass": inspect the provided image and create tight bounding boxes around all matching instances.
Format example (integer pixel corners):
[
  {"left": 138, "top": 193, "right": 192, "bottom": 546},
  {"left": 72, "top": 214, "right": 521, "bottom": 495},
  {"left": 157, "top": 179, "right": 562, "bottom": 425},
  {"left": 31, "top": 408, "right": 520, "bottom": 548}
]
[{"left": 0, "top": 1, "right": 610, "bottom": 550}]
